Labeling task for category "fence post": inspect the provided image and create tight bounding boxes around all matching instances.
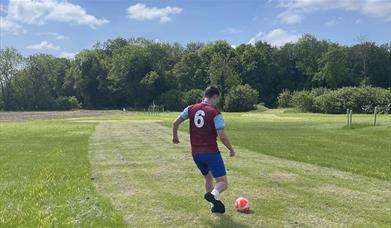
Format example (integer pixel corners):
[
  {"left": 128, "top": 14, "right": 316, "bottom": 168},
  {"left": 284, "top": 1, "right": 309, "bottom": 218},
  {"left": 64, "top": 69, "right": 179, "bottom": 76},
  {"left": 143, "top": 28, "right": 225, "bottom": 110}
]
[
  {"left": 373, "top": 106, "right": 377, "bottom": 126},
  {"left": 347, "top": 109, "right": 350, "bottom": 127},
  {"left": 349, "top": 110, "right": 353, "bottom": 129}
]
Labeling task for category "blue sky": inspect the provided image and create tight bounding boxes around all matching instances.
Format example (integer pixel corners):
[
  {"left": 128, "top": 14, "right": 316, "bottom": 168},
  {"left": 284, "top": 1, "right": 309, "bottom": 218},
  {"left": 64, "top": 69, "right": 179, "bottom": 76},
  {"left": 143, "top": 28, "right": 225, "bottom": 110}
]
[{"left": 1, "top": 0, "right": 390, "bottom": 58}]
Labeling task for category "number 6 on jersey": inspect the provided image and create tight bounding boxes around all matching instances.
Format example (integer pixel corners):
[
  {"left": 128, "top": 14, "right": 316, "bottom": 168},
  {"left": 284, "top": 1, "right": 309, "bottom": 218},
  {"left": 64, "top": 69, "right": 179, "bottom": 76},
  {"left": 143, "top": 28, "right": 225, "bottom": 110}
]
[{"left": 194, "top": 110, "right": 205, "bottom": 128}]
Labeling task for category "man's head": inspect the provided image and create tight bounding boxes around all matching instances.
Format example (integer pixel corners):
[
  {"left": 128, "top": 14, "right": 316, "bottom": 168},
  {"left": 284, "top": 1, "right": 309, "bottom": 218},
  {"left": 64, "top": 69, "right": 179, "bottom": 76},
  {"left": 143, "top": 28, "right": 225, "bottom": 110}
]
[{"left": 204, "top": 85, "right": 220, "bottom": 106}]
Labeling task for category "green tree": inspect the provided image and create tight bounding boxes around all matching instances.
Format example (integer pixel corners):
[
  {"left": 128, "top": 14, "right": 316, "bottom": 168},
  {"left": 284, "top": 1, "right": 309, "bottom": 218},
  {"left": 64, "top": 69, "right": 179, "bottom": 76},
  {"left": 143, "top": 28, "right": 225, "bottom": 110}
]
[
  {"left": 156, "top": 89, "right": 185, "bottom": 111},
  {"left": 347, "top": 42, "right": 391, "bottom": 87},
  {"left": 315, "top": 46, "right": 352, "bottom": 88},
  {"left": 294, "top": 35, "right": 331, "bottom": 87},
  {"left": 0, "top": 48, "right": 23, "bottom": 110},
  {"left": 172, "top": 51, "right": 208, "bottom": 90},
  {"left": 73, "top": 50, "right": 110, "bottom": 108},
  {"left": 12, "top": 54, "right": 59, "bottom": 110},
  {"left": 208, "top": 54, "right": 240, "bottom": 109},
  {"left": 236, "top": 42, "right": 277, "bottom": 105},
  {"left": 183, "top": 89, "right": 203, "bottom": 105}
]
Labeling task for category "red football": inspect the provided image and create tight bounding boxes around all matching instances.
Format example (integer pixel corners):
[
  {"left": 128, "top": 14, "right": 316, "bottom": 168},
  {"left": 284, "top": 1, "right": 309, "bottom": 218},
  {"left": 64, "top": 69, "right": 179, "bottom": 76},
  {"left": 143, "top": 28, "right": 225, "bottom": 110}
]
[{"left": 235, "top": 197, "right": 250, "bottom": 212}]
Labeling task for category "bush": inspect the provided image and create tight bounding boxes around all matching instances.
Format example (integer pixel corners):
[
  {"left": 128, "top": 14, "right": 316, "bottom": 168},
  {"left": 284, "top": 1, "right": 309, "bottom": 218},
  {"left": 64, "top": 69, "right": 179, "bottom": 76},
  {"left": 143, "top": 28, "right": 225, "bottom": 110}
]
[
  {"left": 156, "top": 89, "right": 185, "bottom": 111},
  {"left": 277, "top": 89, "right": 292, "bottom": 108},
  {"left": 353, "top": 86, "right": 390, "bottom": 114},
  {"left": 224, "top": 84, "right": 259, "bottom": 112},
  {"left": 292, "top": 86, "right": 391, "bottom": 114},
  {"left": 183, "top": 89, "right": 203, "bottom": 105},
  {"left": 379, "top": 89, "right": 391, "bottom": 114},
  {"left": 314, "top": 90, "right": 343, "bottom": 113},
  {"left": 55, "top": 96, "right": 80, "bottom": 110},
  {"left": 291, "top": 90, "right": 316, "bottom": 112}
]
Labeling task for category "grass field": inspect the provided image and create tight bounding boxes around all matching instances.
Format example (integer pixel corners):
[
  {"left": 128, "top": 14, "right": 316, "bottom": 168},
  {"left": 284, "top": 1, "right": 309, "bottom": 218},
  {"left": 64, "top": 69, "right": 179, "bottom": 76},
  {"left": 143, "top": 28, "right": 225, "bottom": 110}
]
[{"left": 0, "top": 110, "right": 390, "bottom": 227}]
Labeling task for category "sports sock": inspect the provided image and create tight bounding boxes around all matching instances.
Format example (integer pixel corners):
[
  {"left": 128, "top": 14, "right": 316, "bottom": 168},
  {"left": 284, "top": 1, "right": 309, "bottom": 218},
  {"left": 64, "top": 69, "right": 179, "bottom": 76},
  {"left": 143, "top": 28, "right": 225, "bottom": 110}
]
[{"left": 211, "top": 189, "right": 220, "bottom": 200}]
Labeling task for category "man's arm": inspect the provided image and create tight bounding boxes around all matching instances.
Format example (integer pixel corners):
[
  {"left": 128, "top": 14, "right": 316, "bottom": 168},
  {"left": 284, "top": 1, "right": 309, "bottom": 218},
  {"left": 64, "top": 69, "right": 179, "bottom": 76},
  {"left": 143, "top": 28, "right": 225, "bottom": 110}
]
[
  {"left": 172, "top": 107, "right": 189, "bottom": 144},
  {"left": 172, "top": 116, "right": 185, "bottom": 144},
  {"left": 217, "top": 129, "right": 235, "bottom": 157},
  {"left": 214, "top": 114, "right": 235, "bottom": 157}
]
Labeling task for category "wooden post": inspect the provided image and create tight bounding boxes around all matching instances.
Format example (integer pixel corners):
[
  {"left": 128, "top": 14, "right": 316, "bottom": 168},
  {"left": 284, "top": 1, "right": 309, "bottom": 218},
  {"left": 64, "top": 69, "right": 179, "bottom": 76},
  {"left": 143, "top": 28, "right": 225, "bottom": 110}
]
[
  {"left": 373, "top": 106, "right": 377, "bottom": 126},
  {"left": 347, "top": 109, "right": 350, "bottom": 127},
  {"left": 349, "top": 110, "right": 353, "bottom": 128},
  {"left": 151, "top": 100, "right": 156, "bottom": 115}
]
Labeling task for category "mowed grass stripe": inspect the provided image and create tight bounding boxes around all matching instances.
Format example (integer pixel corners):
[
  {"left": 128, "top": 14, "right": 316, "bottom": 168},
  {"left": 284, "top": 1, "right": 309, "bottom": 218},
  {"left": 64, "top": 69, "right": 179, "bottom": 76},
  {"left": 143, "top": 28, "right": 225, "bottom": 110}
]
[
  {"left": 0, "top": 120, "right": 125, "bottom": 227},
  {"left": 89, "top": 121, "right": 391, "bottom": 227}
]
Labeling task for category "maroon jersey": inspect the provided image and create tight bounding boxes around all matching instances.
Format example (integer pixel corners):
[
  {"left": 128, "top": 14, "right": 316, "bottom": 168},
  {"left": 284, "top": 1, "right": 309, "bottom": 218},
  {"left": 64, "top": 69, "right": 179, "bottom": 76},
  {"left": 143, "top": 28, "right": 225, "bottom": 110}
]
[{"left": 188, "top": 103, "right": 220, "bottom": 154}]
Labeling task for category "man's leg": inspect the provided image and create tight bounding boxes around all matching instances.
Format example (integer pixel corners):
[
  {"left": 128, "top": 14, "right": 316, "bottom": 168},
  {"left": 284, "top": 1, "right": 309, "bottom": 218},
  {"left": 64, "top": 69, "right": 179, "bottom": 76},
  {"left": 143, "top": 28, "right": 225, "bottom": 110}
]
[
  {"left": 204, "top": 171, "right": 214, "bottom": 193},
  {"left": 204, "top": 176, "right": 227, "bottom": 213},
  {"left": 211, "top": 175, "right": 228, "bottom": 200},
  {"left": 204, "top": 153, "right": 227, "bottom": 213}
]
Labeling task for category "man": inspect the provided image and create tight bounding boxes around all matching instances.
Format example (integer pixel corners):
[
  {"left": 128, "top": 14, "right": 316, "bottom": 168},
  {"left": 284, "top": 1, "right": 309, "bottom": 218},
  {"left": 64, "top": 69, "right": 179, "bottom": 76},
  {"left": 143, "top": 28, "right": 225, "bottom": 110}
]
[{"left": 172, "top": 85, "right": 235, "bottom": 214}]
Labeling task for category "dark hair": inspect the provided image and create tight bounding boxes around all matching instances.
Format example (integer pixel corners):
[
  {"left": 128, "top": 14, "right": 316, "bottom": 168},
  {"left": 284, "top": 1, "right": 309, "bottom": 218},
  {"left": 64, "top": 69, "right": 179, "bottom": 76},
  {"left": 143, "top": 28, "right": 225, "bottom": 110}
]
[{"left": 204, "top": 85, "right": 220, "bottom": 98}]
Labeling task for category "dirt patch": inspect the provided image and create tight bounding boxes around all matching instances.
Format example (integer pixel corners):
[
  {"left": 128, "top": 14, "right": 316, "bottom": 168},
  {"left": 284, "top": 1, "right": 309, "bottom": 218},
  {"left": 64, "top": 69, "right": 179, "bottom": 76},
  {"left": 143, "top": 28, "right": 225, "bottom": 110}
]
[{"left": 0, "top": 110, "right": 127, "bottom": 122}]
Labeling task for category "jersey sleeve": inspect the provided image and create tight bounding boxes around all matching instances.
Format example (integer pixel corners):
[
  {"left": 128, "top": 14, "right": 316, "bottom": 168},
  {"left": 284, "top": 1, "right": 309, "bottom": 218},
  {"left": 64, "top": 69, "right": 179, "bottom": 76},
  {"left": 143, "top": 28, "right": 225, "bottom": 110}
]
[
  {"left": 179, "top": 106, "right": 189, "bottom": 120},
  {"left": 213, "top": 114, "right": 225, "bottom": 130}
]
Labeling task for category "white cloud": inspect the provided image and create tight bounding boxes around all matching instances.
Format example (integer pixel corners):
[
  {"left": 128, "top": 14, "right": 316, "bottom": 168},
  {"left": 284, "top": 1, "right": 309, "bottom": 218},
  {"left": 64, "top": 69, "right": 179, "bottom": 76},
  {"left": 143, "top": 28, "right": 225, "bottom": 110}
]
[
  {"left": 248, "top": 28, "right": 301, "bottom": 47},
  {"left": 127, "top": 3, "right": 182, "bottom": 23},
  {"left": 222, "top": 27, "right": 243, "bottom": 34},
  {"left": 325, "top": 20, "right": 338, "bottom": 26},
  {"left": 59, "top": 52, "right": 75, "bottom": 59},
  {"left": 277, "top": 11, "right": 303, "bottom": 24},
  {"left": 1, "top": 0, "right": 108, "bottom": 35},
  {"left": 36, "top": 32, "right": 68, "bottom": 40},
  {"left": 27, "top": 41, "right": 60, "bottom": 50},
  {"left": 277, "top": 0, "right": 391, "bottom": 24},
  {"left": 325, "top": 20, "right": 336, "bottom": 26},
  {"left": 0, "top": 16, "right": 26, "bottom": 35}
]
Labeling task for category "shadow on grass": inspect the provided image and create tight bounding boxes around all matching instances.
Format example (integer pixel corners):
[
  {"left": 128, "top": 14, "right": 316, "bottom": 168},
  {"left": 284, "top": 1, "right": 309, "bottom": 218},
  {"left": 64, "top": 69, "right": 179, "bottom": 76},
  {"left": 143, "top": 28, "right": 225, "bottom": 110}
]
[{"left": 207, "top": 214, "right": 251, "bottom": 228}]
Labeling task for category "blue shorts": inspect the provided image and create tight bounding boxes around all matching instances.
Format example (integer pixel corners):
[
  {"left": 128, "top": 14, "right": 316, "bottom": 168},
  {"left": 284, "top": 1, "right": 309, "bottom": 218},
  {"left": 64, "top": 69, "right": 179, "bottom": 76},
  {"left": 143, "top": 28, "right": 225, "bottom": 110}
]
[{"left": 192, "top": 152, "right": 226, "bottom": 178}]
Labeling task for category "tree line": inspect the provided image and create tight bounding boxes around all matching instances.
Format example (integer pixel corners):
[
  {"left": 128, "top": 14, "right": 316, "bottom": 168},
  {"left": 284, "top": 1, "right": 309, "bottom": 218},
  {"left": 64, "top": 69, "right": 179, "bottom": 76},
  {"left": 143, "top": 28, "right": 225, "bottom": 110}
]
[{"left": 0, "top": 35, "right": 390, "bottom": 112}]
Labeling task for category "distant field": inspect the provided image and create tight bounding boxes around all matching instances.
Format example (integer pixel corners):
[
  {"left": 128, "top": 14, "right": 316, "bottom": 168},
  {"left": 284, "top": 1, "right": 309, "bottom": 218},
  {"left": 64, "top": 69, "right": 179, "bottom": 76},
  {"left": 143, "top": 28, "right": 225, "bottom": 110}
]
[
  {"left": 0, "top": 110, "right": 390, "bottom": 227},
  {"left": 0, "top": 110, "right": 127, "bottom": 121}
]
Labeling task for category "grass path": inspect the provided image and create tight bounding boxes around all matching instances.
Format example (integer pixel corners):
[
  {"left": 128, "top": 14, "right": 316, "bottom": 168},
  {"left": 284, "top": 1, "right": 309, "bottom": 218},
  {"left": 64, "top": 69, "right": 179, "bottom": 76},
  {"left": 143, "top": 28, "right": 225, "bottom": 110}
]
[{"left": 89, "top": 121, "right": 391, "bottom": 227}]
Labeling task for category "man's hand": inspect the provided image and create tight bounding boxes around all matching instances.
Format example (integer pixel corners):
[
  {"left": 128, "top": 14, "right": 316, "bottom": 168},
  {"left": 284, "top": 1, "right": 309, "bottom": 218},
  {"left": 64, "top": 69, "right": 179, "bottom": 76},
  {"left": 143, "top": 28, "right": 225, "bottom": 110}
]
[
  {"left": 172, "top": 136, "right": 179, "bottom": 144},
  {"left": 229, "top": 149, "right": 235, "bottom": 157},
  {"left": 217, "top": 129, "right": 235, "bottom": 157}
]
